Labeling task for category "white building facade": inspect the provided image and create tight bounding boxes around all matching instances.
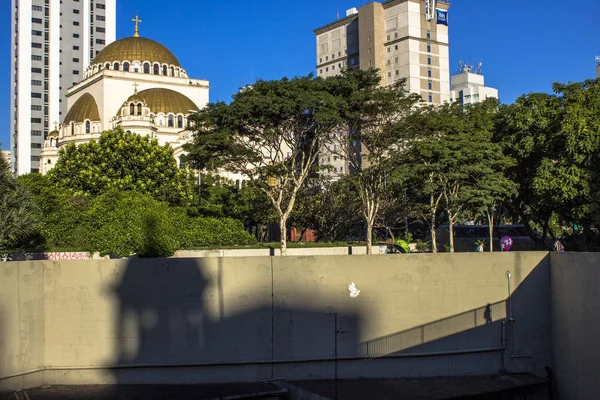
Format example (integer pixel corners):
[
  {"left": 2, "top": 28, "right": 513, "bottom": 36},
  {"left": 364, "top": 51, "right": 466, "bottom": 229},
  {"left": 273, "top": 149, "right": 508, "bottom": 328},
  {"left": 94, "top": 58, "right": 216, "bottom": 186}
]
[
  {"left": 10, "top": 0, "right": 116, "bottom": 176},
  {"left": 450, "top": 63, "right": 498, "bottom": 106},
  {"left": 39, "top": 22, "right": 210, "bottom": 175}
]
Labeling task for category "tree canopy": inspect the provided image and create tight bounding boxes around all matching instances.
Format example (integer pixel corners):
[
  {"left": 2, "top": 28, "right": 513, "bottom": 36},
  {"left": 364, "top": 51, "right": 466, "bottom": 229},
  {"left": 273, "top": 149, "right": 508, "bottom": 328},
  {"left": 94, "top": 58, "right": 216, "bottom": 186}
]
[{"left": 49, "top": 128, "right": 193, "bottom": 206}]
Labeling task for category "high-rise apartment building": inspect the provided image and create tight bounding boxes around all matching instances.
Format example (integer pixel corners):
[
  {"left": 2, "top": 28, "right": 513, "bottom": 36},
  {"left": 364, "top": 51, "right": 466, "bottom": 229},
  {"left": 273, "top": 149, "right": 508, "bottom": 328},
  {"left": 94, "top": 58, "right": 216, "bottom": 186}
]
[
  {"left": 314, "top": 0, "right": 451, "bottom": 103},
  {"left": 314, "top": 0, "right": 451, "bottom": 177},
  {"left": 10, "top": 0, "right": 116, "bottom": 175},
  {"left": 450, "top": 62, "right": 498, "bottom": 106}
]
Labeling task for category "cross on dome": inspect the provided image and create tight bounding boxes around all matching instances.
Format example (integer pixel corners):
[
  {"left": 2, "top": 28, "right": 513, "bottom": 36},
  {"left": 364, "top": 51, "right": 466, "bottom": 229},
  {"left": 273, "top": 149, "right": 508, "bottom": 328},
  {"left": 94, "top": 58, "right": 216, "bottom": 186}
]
[
  {"left": 132, "top": 14, "right": 142, "bottom": 37},
  {"left": 133, "top": 82, "right": 139, "bottom": 94}
]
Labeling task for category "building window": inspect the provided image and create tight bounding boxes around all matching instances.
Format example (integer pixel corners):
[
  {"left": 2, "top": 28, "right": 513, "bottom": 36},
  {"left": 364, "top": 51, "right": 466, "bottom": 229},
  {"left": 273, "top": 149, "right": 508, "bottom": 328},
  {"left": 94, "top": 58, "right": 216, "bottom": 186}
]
[
  {"left": 32, "top": 17, "right": 42, "bottom": 23},
  {"left": 32, "top": 43, "right": 42, "bottom": 48},
  {"left": 31, "top": 156, "right": 41, "bottom": 162},
  {"left": 73, "top": 45, "right": 79, "bottom": 50},
  {"left": 177, "top": 115, "right": 183, "bottom": 128},
  {"left": 32, "top": 130, "right": 42, "bottom": 136},
  {"left": 319, "top": 58, "right": 322, "bottom": 63},
  {"left": 73, "top": 9, "right": 80, "bottom": 14},
  {"left": 32, "top": 30, "right": 42, "bottom": 36},
  {"left": 395, "top": 32, "right": 398, "bottom": 38},
  {"left": 428, "top": 69, "right": 432, "bottom": 77},
  {"left": 32, "top": 92, "right": 42, "bottom": 98},
  {"left": 123, "top": 62, "right": 130, "bottom": 72},
  {"left": 427, "top": 31, "right": 431, "bottom": 39},
  {"left": 387, "top": 47, "right": 391, "bottom": 53},
  {"left": 130, "top": 103, "right": 135, "bottom": 115},
  {"left": 73, "top": 33, "right": 80, "bottom": 38},
  {"left": 137, "top": 104, "right": 142, "bottom": 116},
  {"left": 97, "top": 3, "right": 105, "bottom": 9},
  {"left": 319, "top": 69, "right": 322, "bottom": 74},
  {"left": 31, "top": 118, "right": 42, "bottom": 123},
  {"left": 73, "top": 58, "right": 79, "bottom": 62},
  {"left": 428, "top": 81, "right": 433, "bottom": 90},
  {"left": 85, "top": 120, "right": 91, "bottom": 133},
  {"left": 427, "top": 44, "right": 431, "bottom": 52},
  {"left": 96, "top": 15, "right": 105, "bottom": 21},
  {"left": 143, "top": 63, "right": 150, "bottom": 74},
  {"left": 395, "top": 70, "right": 399, "bottom": 76},
  {"left": 32, "top": 5, "right": 43, "bottom": 11},
  {"left": 153, "top": 64, "right": 159, "bottom": 75},
  {"left": 171, "top": 66, "right": 175, "bottom": 76},
  {"left": 428, "top": 94, "right": 433, "bottom": 102},
  {"left": 427, "top": 57, "right": 432, "bottom": 65},
  {"left": 32, "top": 55, "right": 42, "bottom": 61},
  {"left": 388, "top": 72, "right": 391, "bottom": 77},
  {"left": 395, "top": 45, "right": 398, "bottom": 50},
  {"left": 73, "top": 70, "right": 79, "bottom": 75},
  {"left": 168, "top": 115, "right": 174, "bottom": 127},
  {"left": 113, "top": 62, "right": 119, "bottom": 70},
  {"left": 332, "top": 65, "right": 335, "bottom": 70},
  {"left": 162, "top": 65, "right": 167, "bottom": 75},
  {"left": 73, "top": 21, "right": 80, "bottom": 26},
  {"left": 31, "top": 105, "right": 42, "bottom": 111},
  {"left": 96, "top": 39, "right": 105, "bottom": 45},
  {"left": 31, "top": 80, "right": 42, "bottom": 86}
]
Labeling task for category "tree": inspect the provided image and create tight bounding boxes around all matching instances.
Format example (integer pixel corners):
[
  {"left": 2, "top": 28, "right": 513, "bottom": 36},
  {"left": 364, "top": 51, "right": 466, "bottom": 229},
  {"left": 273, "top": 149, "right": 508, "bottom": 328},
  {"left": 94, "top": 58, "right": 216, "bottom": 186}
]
[
  {"left": 185, "top": 75, "right": 342, "bottom": 255},
  {"left": 326, "top": 68, "right": 421, "bottom": 254},
  {"left": 49, "top": 128, "right": 193, "bottom": 206},
  {"left": 0, "top": 156, "right": 39, "bottom": 250},
  {"left": 405, "top": 100, "right": 515, "bottom": 252}
]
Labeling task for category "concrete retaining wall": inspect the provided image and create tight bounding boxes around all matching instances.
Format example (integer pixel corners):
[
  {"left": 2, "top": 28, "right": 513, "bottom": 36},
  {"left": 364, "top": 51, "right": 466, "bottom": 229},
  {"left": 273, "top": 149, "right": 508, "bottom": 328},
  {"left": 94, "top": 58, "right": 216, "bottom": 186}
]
[
  {"left": 0, "top": 252, "right": 554, "bottom": 392},
  {"left": 550, "top": 252, "right": 600, "bottom": 400}
]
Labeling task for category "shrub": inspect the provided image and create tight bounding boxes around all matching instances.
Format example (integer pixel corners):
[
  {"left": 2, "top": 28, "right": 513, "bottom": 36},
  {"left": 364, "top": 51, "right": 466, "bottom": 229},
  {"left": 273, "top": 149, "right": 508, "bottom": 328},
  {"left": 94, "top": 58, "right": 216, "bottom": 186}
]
[{"left": 176, "top": 216, "right": 257, "bottom": 249}]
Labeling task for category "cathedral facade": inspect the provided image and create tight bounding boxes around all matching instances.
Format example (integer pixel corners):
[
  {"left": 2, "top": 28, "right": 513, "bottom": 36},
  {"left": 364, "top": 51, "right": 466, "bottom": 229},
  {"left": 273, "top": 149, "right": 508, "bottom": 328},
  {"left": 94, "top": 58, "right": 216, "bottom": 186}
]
[{"left": 40, "top": 18, "right": 209, "bottom": 174}]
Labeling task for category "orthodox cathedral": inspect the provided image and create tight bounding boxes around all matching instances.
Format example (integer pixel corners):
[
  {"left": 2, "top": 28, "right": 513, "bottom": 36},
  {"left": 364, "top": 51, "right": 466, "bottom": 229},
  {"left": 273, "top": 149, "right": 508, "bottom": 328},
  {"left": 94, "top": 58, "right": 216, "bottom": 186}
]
[{"left": 40, "top": 16, "right": 209, "bottom": 174}]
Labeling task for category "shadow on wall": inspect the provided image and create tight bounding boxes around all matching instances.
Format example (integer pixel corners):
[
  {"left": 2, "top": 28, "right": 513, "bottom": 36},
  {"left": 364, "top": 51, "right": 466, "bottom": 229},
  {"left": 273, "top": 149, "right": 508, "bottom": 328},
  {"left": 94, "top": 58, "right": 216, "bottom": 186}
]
[
  {"left": 105, "top": 253, "right": 553, "bottom": 386},
  {"left": 110, "top": 256, "right": 361, "bottom": 384}
]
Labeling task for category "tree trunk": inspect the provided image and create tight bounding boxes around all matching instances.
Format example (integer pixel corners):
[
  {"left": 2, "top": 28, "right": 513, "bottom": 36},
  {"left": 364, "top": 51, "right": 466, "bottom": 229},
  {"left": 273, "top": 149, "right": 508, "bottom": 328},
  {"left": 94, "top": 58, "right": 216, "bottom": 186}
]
[
  {"left": 387, "top": 226, "right": 395, "bottom": 244},
  {"left": 430, "top": 214, "right": 438, "bottom": 253},
  {"left": 366, "top": 222, "right": 373, "bottom": 255},
  {"left": 487, "top": 210, "right": 494, "bottom": 252},
  {"left": 448, "top": 210, "right": 455, "bottom": 253},
  {"left": 280, "top": 218, "right": 287, "bottom": 256}
]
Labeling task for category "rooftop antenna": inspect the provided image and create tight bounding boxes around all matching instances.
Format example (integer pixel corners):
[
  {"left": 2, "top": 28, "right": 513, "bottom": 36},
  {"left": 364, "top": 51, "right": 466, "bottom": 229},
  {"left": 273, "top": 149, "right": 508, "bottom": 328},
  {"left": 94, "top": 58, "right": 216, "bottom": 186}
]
[
  {"left": 475, "top": 61, "right": 483, "bottom": 75},
  {"left": 336, "top": 9, "right": 340, "bottom": 20}
]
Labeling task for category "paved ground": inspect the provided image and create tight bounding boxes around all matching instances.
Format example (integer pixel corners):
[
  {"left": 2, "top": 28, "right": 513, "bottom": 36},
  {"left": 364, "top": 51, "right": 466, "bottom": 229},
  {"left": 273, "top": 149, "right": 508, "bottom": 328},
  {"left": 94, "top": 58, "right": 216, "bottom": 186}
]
[
  {"left": 0, "top": 383, "right": 286, "bottom": 400},
  {"left": 0, "top": 375, "right": 549, "bottom": 400},
  {"left": 289, "top": 375, "right": 549, "bottom": 400}
]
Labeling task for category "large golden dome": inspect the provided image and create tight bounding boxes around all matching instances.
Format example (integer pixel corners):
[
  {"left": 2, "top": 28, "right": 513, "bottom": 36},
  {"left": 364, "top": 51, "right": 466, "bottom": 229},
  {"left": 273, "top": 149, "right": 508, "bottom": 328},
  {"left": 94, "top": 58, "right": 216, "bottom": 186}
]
[
  {"left": 92, "top": 36, "right": 180, "bottom": 67},
  {"left": 137, "top": 88, "right": 199, "bottom": 114},
  {"left": 64, "top": 93, "right": 100, "bottom": 123}
]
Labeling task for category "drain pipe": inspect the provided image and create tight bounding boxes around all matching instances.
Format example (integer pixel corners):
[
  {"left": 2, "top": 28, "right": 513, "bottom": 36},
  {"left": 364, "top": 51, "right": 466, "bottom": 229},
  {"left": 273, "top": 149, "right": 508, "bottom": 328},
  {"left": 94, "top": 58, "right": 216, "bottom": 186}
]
[{"left": 506, "top": 271, "right": 536, "bottom": 375}]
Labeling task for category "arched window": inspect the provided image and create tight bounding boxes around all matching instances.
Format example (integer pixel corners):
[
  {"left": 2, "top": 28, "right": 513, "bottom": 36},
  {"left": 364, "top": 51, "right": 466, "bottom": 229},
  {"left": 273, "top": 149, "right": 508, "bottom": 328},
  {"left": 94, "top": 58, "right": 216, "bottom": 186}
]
[
  {"left": 171, "top": 66, "right": 175, "bottom": 76},
  {"left": 123, "top": 62, "right": 130, "bottom": 72},
  {"left": 177, "top": 115, "right": 183, "bottom": 128},
  {"left": 143, "top": 63, "right": 150, "bottom": 74},
  {"left": 113, "top": 62, "right": 120, "bottom": 71},
  {"left": 130, "top": 103, "right": 135, "bottom": 115},
  {"left": 162, "top": 65, "right": 167, "bottom": 76},
  {"left": 49, "top": 138, "right": 54, "bottom": 147},
  {"left": 85, "top": 120, "right": 91, "bottom": 133},
  {"left": 70, "top": 122, "right": 74, "bottom": 135},
  {"left": 105, "top": 63, "right": 110, "bottom": 70},
  {"left": 137, "top": 104, "right": 142, "bottom": 116},
  {"left": 126, "top": 130, "right": 131, "bottom": 134},
  {"left": 153, "top": 64, "right": 159, "bottom": 75},
  {"left": 168, "top": 115, "right": 174, "bottom": 127}
]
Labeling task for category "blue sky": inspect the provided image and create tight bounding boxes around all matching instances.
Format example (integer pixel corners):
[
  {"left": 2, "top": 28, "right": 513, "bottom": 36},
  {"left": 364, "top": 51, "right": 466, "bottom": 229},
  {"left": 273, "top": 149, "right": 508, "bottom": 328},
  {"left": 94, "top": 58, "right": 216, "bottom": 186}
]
[{"left": 2, "top": 0, "right": 599, "bottom": 149}]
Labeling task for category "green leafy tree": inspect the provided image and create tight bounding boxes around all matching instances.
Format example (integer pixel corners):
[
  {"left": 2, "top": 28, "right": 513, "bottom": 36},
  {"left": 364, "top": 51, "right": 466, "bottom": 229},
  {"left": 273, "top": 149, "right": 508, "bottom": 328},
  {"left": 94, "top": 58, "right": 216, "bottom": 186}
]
[
  {"left": 49, "top": 128, "right": 193, "bottom": 205},
  {"left": 185, "top": 75, "right": 342, "bottom": 255},
  {"left": 326, "top": 68, "right": 421, "bottom": 253}
]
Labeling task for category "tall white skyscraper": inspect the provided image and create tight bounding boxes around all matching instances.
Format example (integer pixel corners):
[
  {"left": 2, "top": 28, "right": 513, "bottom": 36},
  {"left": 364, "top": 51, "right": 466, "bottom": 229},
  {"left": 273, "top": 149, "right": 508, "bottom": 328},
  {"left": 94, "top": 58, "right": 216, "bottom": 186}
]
[{"left": 10, "top": 0, "right": 116, "bottom": 175}]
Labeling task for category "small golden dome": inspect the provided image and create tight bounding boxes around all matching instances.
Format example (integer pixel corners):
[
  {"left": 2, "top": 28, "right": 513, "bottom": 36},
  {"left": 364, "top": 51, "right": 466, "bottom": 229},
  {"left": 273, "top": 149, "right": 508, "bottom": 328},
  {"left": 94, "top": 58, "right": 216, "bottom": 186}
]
[
  {"left": 48, "top": 129, "right": 59, "bottom": 137},
  {"left": 137, "top": 88, "right": 199, "bottom": 115},
  {"left": 92, "top": 36, "right": 180, "bottom": 67},
  {"left": 126, "top": 92, "right": 146, "bottom": 104},
  {"left": 64, "top": 93, "right": 100, "bottom": 123}
]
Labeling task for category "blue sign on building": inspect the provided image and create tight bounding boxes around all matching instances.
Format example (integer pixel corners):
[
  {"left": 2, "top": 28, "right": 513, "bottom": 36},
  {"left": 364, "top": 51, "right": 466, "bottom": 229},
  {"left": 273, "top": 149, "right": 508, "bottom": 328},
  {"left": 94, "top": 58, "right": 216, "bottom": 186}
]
[{"left": 436, "top": 9, "right": 448, "bottom": 26}]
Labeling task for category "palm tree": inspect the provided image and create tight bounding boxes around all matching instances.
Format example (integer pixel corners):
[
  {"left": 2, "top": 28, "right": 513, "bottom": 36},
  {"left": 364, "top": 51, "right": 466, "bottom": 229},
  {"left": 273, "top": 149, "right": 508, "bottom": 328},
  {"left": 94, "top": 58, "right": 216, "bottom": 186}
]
[{"left": 0, "top": 156, "right": 39, "bottom": 251}]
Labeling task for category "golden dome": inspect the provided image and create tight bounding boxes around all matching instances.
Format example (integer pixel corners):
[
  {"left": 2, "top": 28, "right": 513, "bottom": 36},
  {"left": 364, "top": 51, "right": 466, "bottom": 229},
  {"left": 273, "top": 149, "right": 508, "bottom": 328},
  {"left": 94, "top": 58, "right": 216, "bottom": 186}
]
[
  {"left": 92, "top": 36, "right": 180, "bottom": 67},
  {"left": 64, "top": 93, "right": 100, "bottom": 123},
  {"left": 138, "top": 88, "right": 199, "bottom": 114},
  {"left": 126, "top": 92, "right": 146, "bottom": 104}
]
